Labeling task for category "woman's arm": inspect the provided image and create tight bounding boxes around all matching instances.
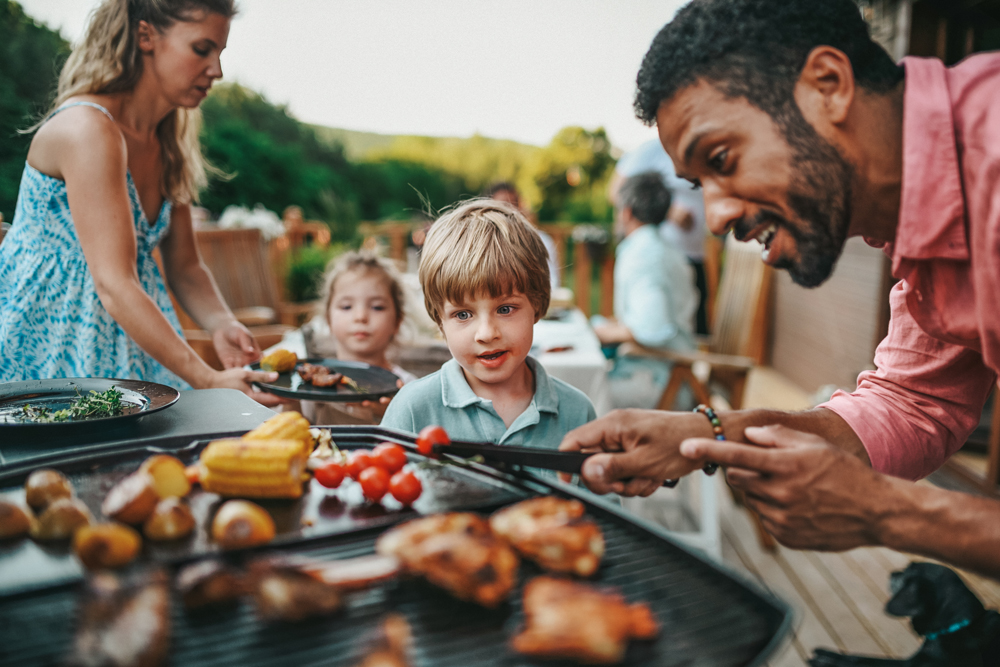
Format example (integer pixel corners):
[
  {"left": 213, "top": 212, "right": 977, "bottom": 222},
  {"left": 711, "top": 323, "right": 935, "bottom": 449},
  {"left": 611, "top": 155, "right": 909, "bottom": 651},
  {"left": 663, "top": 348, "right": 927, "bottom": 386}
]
[
  {"left": 37, "top": 106, "right": 275, "bottom": 398},
  {"left": 159, "top": 203, "right": 261, "bottom": 369}
]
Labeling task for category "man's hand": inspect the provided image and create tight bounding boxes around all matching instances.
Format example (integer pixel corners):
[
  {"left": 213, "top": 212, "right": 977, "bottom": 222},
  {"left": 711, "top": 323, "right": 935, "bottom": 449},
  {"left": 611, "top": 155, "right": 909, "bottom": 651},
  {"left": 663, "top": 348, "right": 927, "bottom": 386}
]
[
  {"left": 212, "top": 321, "right": 261, "bottom": 369},
  {"left": 680, "top": 425, "right": 887, "bottom": 551},
  {"left": 559, "top": 409, "right": 710, "bottom": 496},
  {"left": 592, "top": 320, "right": 634, "bottom": 346}
]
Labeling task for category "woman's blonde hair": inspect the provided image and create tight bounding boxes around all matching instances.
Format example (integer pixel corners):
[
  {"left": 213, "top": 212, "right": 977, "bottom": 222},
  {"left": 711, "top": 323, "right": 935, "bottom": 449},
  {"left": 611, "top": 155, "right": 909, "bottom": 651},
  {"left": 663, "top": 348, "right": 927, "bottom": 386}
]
[
  {"left": 419, "top": 199, "right": 551, "bottom": 326},
  {"left": 320, "top": 251, "right": 407, "bottom": 330},
  {"left": 47, "top": 0, "right": 236, "bottom": 204}
]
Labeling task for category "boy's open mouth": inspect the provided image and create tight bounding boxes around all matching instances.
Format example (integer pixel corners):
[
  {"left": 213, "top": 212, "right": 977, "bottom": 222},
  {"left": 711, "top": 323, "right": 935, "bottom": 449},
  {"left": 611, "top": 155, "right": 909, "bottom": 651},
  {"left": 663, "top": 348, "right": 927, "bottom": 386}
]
[{"left": 477, "top": 350, "right": 508, "bottom": 366}]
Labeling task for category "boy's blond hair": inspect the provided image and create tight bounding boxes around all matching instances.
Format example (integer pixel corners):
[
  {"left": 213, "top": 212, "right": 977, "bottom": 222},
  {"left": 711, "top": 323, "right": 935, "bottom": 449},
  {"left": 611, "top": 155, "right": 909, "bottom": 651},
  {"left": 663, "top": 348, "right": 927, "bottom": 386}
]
[{"left": 419, "top": 199, "right": 551, "bottom": 326}]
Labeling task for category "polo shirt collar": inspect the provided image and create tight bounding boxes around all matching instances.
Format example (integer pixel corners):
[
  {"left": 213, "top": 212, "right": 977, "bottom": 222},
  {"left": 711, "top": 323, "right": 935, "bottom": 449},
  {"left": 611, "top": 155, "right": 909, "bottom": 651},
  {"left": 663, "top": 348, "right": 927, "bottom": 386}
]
[
  {"left": 891, "top": 57, "right": 969, "bottom": 274},
  {"left": 439, "top": 357, "right": 559, "bottom": 415}
]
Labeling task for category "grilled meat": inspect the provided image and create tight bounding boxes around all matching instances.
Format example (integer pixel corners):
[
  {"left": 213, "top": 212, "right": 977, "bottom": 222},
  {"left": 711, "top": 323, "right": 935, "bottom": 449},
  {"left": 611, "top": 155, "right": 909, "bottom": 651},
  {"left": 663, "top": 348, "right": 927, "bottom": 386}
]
[
  {"left": 490, "top": 496, "right": 605, "bottom": 577},
  {"left": 299, "top": 554, "right": 402, "bottom": 592},
  {"left": 356, "top": 614, "right": 412, "bottom": 667},
  {"left": 296, "top": 363, "right": 344, "bottom": 387},
  {"left": 176, "top": 560, "right": 245, "bottom": 610},
  {"left": 69, "top": 570, "right": 171, "bottom": 667},
  {"left": 512, "top": 576, "right": 658, "bottom": 664},
  {"left": 249, "top": 559, "right": 341, "bottom": 622},
  {"left": 376, "top": 513, "right": 518, "bottom": 607}
]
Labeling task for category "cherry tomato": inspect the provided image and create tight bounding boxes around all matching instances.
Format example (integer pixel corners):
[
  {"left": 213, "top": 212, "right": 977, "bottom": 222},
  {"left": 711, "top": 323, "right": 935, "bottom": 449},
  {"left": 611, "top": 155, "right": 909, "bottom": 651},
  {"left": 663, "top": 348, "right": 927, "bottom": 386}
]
[
  {"left": 314, "top": 461, "right": 345, "bottom": 488},
  {"left": 415, "top": 425, "right": 450, "bottom": 456},
  {"left": 347, "top": 450, "right": 375, "bottom": 480},
  {"left": 389, "top": 470, "right": 422, "bottom": 506},
  {"left": 358, "top": 466, "right": 390, "bottom": 502},
  {"left": 372, "top": 443, "right": 407, "bottom": 473}
]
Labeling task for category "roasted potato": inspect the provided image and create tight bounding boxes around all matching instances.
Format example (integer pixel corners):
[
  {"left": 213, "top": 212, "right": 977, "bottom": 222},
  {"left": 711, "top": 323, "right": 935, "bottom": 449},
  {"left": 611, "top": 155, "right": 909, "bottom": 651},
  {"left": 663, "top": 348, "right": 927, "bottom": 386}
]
[
  {"left": 101, "top": 473, "right": 159, "bottom": 525},
  {"left": 139, "top": 455, "right": 191, "bottom": 499},
  {"left": 260, "top": 348, "right": 297, "bottom": 373},
  {"left": 143, "top": 497, "right": 196, "bottom": 541},
  {"left": 0, "top": 498, "right": 33, "bottom": 539},
  {"left": 30, "top": 497, "right": 93, "bottom": 540},
  {"left": 73, "top": 523, "right": 142, "bottom": 569},
  {"left": 212, "top": 500, "right": 275, "bottom": 549},
  {"left": 24, "top": 469, "right": 73, "bottom": 510}
]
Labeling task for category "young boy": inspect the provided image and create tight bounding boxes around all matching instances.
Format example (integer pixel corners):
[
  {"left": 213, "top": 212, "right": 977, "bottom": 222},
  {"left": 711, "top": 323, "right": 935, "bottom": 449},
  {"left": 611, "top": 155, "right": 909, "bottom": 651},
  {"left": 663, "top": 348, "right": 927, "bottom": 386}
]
[{"left": 381, "top": 200, "right": 595, "bottom": 447}]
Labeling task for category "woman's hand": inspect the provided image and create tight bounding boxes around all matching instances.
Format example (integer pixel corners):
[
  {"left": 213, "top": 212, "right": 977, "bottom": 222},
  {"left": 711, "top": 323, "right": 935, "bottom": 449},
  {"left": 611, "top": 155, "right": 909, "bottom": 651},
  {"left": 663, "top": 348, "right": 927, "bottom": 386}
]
[
  {"left": 207, "top": 368, "right": 284, "bottom": 407},
  {"left": 212, "top": 320, "right": 261, "bottom": 369}
]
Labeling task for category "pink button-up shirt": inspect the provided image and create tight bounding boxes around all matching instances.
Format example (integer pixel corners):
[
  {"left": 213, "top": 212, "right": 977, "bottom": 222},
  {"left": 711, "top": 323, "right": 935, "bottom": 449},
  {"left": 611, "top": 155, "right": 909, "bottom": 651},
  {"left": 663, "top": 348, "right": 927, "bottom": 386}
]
[{"left": 821, "top": 54, "right": 1000, "bottom": 481}]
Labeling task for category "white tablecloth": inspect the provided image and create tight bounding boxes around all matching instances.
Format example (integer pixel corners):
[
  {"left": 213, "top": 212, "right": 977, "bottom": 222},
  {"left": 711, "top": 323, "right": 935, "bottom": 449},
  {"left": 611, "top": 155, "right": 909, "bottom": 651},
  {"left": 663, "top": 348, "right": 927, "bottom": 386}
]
[{"left": 532, "top": 309, "right": 613, "bottom": 416}]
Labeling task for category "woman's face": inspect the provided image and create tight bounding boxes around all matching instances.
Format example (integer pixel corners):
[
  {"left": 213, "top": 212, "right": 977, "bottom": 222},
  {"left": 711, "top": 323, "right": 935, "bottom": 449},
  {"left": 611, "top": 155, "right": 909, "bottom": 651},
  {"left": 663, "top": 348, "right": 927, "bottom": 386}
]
[
  {"left": 138, "top": 11, "right": 231, "bottom": 108},
  {"left": 327, "top": 270, "right": 401, "bottom": 364}
]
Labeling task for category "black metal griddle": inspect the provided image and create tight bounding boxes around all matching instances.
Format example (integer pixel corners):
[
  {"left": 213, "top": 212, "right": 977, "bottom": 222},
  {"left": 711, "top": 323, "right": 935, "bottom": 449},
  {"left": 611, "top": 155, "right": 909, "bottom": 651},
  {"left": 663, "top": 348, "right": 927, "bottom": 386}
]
[{"left": 0, "top": 426, "right": 792, "bottom": 666}]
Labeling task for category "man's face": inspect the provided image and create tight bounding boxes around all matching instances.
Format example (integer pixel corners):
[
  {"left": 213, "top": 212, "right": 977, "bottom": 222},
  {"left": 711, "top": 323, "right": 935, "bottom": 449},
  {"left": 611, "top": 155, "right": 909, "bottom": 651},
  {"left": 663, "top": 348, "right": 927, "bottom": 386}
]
[{"left": 656, "top": 80, "right": 853, "bottom": 287}]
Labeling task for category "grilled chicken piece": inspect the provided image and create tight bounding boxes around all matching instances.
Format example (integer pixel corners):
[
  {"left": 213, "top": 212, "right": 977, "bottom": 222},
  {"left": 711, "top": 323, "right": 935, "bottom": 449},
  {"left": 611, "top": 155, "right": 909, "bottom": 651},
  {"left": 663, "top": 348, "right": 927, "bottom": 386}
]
[
  {"left": 376, "top": 513, "right": 518, "bottom": 607},
  {"left": 176, "top": 560, "right": 245, "bottom": 609},
  {"left": 69, "top": 570, "right": 171, "bottom": 667},
  {"left": 299, "top": 554, "right": 401, "bottom": 592},
  {"left": 512, "top": 577, "right": 658, "bottom": 664},
  {"left": 296, "top": 363, "right": 343, "bottom": 387},
  {"left": 490, "top": 497, "right": 605, "bottom": 577},
  {"left": 356, "top": 614, "right": 413, "bottom": 667},
  {"left": 249, "top": 559, "right": 341, "bottom": 622}
]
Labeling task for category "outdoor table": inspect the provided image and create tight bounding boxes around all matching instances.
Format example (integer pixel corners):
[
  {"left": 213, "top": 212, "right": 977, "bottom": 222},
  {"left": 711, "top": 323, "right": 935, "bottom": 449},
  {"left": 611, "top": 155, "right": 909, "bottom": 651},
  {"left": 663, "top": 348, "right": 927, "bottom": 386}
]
[
  {"left": 0, "top": 388, "right": 275, "bottom": 469},
  {"left": 533, "top": 308, "right": 613, "bottom": 415}
]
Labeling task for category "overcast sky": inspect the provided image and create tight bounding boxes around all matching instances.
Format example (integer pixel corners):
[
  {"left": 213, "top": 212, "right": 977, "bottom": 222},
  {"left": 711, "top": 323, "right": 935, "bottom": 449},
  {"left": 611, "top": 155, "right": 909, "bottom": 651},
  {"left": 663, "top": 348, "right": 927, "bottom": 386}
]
[{"left": 18, "top": 0, "right": 686, "bottom": 151}]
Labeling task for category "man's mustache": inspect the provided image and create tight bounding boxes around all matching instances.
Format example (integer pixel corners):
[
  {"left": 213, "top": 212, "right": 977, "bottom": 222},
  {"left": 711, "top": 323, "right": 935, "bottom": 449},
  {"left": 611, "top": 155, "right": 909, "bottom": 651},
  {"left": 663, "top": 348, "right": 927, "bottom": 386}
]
[{"left": 732, "top": 210, "right": 788, "bottom": 242}]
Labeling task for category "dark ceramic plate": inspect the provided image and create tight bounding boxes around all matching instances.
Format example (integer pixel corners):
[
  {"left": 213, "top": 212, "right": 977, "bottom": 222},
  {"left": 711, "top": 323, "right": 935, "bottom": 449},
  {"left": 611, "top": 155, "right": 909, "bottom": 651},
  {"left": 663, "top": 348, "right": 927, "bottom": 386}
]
[
  {"left": 250, "top": 357, "right": 401, "bottom": 402},
  {"left": 0, "top": 378, "right": 179, "bottom": 432}
]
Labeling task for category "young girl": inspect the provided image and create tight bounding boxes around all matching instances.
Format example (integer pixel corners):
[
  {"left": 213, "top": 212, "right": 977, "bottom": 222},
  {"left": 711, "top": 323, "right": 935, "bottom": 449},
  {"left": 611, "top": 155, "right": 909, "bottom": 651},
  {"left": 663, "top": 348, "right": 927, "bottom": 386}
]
[{"left": 302, "top": 251, "right": 416, "bottom": 424}]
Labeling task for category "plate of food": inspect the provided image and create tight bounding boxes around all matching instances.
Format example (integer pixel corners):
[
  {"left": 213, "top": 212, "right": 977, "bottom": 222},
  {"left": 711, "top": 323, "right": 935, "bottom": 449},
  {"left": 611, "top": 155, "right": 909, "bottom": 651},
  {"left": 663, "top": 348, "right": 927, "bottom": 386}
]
[
  {"left": 0, "top": 378, "right": 179, "bottom": 431},
  {"left": 250, "top": 351, "right": 401, "bottom": 403}
]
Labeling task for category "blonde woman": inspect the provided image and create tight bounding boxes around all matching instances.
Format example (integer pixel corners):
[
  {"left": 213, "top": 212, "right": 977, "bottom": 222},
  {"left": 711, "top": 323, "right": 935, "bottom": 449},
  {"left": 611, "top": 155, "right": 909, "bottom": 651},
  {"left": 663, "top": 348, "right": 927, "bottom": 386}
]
[{"left": 0, "top": 0, "right": 279, "bottom": 402}]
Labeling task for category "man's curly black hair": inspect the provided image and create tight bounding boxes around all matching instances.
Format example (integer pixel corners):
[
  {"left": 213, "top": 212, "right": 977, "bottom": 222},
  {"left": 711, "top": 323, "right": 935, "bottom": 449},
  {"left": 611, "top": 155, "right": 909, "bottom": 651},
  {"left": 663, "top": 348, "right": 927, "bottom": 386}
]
[{"left": 635, "top": 0, "right": 904, "bottom": 125}]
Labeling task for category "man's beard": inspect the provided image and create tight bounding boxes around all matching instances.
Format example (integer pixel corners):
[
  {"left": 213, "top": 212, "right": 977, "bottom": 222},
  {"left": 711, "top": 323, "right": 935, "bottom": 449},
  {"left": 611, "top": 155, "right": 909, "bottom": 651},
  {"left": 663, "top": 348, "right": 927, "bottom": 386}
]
[{"left": 737, "top": 108, "right": 854, "bottom": 288}]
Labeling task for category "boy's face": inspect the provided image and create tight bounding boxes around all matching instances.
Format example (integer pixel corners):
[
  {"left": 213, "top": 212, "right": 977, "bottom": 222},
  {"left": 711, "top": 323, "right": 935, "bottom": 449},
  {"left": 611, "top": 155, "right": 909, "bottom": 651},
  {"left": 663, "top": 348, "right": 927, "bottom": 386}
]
[{"left": 440, "top": 290, "right": 535, "bottom": 391}]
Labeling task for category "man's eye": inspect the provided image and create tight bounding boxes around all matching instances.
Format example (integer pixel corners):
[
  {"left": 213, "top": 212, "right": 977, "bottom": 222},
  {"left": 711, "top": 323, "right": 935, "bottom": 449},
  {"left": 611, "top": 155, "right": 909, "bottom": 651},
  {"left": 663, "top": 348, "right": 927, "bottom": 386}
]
[
  {"left": 708, "top": 150, "right": 728, "bottom": 172},
  {"left": 193, "top": 46, "right": 209, "bottom": 56}
]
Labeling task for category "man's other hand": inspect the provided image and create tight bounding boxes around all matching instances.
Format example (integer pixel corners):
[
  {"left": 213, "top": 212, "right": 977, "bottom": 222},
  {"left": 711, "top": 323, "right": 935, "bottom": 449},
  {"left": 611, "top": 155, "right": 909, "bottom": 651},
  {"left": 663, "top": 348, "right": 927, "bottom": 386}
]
[{"left": 680, "top": 424, "right": 887, "bottom": 551}]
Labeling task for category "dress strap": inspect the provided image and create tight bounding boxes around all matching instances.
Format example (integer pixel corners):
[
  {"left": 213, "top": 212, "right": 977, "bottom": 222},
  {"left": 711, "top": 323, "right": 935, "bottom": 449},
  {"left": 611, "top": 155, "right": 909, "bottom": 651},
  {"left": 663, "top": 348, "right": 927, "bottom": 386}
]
[{"left": 44, "top": 101, "right": 116, "bottom": 124}]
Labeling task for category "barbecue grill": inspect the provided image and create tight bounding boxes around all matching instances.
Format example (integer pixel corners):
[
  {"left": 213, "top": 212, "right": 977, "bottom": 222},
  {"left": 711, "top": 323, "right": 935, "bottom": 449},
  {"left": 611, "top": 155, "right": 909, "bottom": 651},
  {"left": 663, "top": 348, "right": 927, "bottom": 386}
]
[{"left": 0, "top": 426, "right": 792, "bottom": 666}]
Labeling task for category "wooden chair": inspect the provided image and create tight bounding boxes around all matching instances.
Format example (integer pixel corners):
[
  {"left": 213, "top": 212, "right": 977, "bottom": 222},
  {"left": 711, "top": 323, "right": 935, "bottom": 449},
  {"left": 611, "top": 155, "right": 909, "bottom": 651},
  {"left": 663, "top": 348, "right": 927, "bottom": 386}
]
[
  {"left": 174, "top": 227, "right": 304, "bottom": 370},
  {"left": 622, "top": 232, "right": 776, "bottom": 550}
]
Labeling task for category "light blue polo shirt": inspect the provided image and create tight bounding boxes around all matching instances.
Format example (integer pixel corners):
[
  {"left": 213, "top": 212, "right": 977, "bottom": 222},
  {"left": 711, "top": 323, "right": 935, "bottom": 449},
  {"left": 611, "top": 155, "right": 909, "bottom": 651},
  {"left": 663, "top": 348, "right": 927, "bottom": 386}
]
[{"left": 381, "top": 357, "right": 596, "bottom": 447}]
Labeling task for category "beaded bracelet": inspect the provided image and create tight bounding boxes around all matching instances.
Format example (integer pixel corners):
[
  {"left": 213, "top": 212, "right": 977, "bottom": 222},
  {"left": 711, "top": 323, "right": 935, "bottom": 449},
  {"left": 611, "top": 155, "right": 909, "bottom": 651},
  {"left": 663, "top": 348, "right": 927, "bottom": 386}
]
[{"left": 662, "top": 404, "right": 722, "bottom": 488}]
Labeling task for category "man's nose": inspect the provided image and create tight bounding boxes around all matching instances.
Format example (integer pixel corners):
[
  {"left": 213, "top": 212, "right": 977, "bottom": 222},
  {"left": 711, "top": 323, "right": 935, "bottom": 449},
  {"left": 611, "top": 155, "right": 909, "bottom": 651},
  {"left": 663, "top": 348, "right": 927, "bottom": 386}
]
[{"left": 703, "top": 186, "right": 746, "bottom": 236}]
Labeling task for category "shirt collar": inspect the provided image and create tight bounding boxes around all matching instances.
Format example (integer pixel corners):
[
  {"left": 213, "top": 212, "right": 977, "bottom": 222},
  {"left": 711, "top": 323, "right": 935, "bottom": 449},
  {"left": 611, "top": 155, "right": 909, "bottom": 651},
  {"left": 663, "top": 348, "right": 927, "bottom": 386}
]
[
  {"left": 618, "top": 223, "right": 658, "bottom": 255},
  {"left": 890, "top": 57, "right": 969, "bottom": 273},
  {"left": 439, "top": 357, "right": 559, "bottom": 414}
]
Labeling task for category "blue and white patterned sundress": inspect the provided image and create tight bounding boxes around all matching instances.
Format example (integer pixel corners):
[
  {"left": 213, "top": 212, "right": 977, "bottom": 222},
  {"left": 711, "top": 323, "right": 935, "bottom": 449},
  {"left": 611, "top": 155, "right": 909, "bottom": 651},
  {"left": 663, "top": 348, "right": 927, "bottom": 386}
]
[{"left": 0, "top": 102, "right": 190, "bottom": 389}]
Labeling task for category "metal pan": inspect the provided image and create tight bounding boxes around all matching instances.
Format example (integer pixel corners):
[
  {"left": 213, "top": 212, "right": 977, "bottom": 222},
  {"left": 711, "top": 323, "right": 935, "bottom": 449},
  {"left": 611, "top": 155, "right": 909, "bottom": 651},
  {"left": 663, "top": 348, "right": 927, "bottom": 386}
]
[
  {"left": 250, "top": 358, "right": 401, "bottom": 402},
  {"left": 0, "top": 378, "right": 179, "bottom": 436}
]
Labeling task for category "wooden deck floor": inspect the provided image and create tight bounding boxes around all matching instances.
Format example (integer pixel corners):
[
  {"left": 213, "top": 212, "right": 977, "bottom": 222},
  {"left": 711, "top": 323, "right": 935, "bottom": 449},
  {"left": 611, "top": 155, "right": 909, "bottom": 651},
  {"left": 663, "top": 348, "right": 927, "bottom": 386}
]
[{"left": 690, "top": 367, "right": 1000, "bottom": 665}]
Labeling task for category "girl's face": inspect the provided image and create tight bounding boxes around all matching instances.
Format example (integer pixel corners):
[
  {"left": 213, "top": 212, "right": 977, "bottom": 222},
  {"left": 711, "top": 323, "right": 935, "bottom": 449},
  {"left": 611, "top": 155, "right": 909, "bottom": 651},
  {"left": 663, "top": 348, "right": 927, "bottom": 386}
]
[
  {"left": 328, "top": 270, "right": 400, "bottom": 364},
  {"left": 138, "top": 11, "right": 230, "bottom": 108}
]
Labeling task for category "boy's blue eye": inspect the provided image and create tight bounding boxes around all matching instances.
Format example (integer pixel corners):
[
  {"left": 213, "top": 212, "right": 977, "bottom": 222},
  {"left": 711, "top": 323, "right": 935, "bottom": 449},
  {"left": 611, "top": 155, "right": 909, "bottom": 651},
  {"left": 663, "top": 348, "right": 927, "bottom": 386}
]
[
  {"left": 455, "top": 311, "right": 471, "bottom": 321},
  {"left": 497, "top": 305, "right": 513, "bottom": 315}
]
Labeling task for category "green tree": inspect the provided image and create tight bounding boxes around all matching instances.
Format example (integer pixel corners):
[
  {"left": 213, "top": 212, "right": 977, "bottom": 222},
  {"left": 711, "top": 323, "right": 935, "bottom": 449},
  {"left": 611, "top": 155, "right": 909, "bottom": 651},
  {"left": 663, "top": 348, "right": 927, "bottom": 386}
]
[
  {"left": 524, "top": 126, "right": 615, "bottom": 223},
  {"left": 0, "top": 1, "right": 69, "bottom": 223}
]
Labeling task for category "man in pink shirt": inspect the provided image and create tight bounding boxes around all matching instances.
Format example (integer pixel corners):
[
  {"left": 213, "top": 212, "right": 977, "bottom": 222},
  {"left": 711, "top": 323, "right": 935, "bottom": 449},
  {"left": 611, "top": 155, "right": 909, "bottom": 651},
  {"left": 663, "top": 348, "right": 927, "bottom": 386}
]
[{"left": 561, "top": 0, "right": 1000, "bottom": 577}]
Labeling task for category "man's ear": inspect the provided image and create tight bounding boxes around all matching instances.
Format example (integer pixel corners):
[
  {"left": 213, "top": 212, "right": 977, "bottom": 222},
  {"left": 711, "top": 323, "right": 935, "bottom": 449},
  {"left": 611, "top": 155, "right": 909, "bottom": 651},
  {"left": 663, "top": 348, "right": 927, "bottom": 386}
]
[
  {"left": 136, "top": 20, "right": 156, "bottom": 54},
  {"left": 794, "top": 46, "right": 856, "bottom": 128}
]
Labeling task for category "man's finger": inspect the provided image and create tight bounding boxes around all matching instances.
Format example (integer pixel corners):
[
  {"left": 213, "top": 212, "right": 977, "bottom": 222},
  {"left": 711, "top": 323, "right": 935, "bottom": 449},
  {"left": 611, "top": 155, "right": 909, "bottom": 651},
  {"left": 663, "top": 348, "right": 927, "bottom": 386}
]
[
  {"left": 679, "top": 438, "right": 786, "bottom": 474},
  {"left": 744, "top": 424, "right": 824, "bottom": 449},
  {"left": 579, "top": 449, "right": 666, "bottom": 495},
  {"left": 559, "top": 416, "right": 625, "bottom": 454}
]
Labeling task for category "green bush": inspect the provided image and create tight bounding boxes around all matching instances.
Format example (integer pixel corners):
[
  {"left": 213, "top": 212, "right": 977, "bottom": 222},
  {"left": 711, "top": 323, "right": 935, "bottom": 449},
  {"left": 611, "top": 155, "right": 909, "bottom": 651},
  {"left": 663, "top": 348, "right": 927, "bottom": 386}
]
[{"left": 285, "top": 243, "right": 346, "bottom": 303}]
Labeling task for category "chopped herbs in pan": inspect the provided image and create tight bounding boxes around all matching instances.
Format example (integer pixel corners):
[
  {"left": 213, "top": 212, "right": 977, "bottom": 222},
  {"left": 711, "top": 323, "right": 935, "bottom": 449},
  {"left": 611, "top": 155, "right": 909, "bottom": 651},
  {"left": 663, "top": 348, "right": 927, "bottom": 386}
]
[{"left": 19, "top": 387, "right": 127, "bottom": 423}]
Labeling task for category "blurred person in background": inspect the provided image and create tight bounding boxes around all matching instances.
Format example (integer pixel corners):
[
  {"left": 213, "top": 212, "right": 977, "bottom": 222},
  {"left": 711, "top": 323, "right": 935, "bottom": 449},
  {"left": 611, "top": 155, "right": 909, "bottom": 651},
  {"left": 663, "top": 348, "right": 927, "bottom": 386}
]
[
  {"left": 593, "top": 171, "right": 698, "bottom": 409},
  {"left": 610, "top": 139, "right": 709, "bottom": 334},
  {"left": 0, "top": 0, "right": 278, "bottom": 403}
]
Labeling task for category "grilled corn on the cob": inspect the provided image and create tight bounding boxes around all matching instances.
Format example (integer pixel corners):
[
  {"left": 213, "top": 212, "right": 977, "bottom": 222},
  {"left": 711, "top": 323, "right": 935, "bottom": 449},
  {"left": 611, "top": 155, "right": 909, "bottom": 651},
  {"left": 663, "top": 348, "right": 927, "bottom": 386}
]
[
  {"left": 244, "top": 411, "right": 313, "bottom": 455},
  {"left": 200, "top": 439, "right": 307, "bottom": 499},
  {"left": 260, "top": 349, "right": 298, "bottom": 373}
]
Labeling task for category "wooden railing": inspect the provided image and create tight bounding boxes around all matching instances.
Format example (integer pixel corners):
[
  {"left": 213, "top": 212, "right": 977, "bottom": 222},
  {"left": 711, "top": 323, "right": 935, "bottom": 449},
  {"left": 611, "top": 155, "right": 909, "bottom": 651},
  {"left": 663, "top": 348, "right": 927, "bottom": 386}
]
[{"left": 359, "top": 220, "right": 615, "bottom": 317}]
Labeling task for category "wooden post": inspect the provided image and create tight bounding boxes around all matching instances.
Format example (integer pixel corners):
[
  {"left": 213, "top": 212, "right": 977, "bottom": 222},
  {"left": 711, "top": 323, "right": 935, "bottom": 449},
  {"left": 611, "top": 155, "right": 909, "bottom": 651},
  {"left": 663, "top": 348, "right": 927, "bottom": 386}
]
[
  {"left": 599, "top": 253, "right": 615, "bottom": 317},
  {"left": 574, "top": 243, "right": 592, "bottom": 316}
]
